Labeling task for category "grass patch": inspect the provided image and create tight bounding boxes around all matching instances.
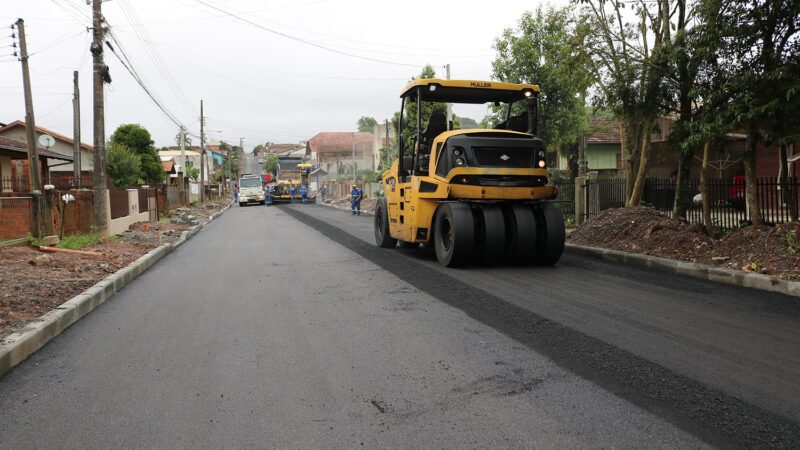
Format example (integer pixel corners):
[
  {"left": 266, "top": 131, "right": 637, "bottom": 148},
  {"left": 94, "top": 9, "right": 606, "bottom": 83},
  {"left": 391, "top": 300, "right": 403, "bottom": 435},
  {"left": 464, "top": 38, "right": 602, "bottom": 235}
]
[{"left": 58, "top": 232, "right": 102, "bottom": 250}]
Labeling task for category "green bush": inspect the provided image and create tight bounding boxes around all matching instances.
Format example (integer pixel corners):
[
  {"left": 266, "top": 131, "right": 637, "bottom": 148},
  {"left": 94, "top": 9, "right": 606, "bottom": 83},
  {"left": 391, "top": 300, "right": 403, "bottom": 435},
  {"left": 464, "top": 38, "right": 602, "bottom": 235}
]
[
  {"left": 58, "top": 232, "right": 102, "bottom": 250},
  {"left": 107, "top": 142, "right": 142, "bottom": 189}
]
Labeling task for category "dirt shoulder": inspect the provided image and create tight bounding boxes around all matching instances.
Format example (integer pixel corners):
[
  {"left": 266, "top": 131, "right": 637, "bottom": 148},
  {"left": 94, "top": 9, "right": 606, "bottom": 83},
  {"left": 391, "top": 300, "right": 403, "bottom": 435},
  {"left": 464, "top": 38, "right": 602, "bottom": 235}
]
[
  {"left": 0, "top": 201, "right": 229, "bottom": 338},
  {"left": 568, "top": 206, "right": 800, "bottom": 281}
]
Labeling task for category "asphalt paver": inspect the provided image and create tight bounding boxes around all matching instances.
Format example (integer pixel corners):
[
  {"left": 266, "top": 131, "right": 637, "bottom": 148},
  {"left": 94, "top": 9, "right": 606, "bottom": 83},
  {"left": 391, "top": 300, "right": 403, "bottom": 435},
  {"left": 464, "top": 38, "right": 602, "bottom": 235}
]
[{"left": 0, "top": 205, "right": 711, "bottom": 448}]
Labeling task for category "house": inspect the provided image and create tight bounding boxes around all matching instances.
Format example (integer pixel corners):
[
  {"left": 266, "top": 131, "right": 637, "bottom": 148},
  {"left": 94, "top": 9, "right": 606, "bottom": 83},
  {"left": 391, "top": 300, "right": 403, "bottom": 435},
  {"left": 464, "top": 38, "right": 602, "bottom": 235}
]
[
  {"left": 370, "top": 122, "right": 396, "bottom": 171},
  {"left": 306, "top": 132, "right": 374, "bottom": 180},
  {"left": 267, "top": 143, "right": 306, "bottom": 157},
  {"left": 161, "top": 147, "right": 214, "bottom": 181},
  {"left": 0, "top": 135, "right": 73, "bottom": 192},
  {"left": 0, "top": 121, "right": 93, "bottom": 185}
]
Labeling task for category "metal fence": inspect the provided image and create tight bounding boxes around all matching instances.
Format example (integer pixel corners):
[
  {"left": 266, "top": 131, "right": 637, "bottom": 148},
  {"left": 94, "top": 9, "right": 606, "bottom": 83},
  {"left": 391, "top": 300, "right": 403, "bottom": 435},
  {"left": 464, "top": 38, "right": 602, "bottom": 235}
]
[
  {"left": 0, "top": 196, "right": 31, "bottom": 238},
  {"left": 585, "top": 177, "right": 799, "bottom": 228},
  {"left": 552, "top": 178, "right": 575, "bottom": 219}
]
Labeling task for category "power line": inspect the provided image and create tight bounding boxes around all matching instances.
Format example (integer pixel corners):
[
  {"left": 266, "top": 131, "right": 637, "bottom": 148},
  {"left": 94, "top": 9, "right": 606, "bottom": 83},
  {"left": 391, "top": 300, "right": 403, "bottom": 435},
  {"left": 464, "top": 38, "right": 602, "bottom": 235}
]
[
  {"left": 104, "top": 34, "right": 184, "bottom": 128},
  {"left": 116, "top": 0, "right": 196, "bottom": 118},
  {"left": 192, "top": 0, "right": 420, "bottom": 68}
]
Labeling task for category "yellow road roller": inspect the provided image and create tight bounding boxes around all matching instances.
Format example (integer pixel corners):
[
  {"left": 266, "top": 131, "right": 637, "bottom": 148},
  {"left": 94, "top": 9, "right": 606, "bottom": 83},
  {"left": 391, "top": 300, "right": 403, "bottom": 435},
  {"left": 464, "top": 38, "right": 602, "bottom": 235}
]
[{"left": 374, "top": 79, "right": 564, "bottom": 267}]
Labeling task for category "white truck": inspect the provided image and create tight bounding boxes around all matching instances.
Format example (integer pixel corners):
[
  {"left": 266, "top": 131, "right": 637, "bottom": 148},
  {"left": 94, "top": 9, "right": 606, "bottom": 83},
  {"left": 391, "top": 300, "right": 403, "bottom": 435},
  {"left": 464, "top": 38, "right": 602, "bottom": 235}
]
[{"left": 238, "top": 175, "right": 265, "bottom": 206}]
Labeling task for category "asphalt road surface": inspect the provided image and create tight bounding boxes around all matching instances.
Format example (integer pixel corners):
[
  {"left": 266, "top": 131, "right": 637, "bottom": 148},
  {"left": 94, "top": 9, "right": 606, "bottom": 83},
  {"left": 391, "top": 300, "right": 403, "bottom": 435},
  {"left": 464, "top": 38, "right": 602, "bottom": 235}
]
[{"left": 0, "top": 203, "right": 797, "bottom": 448}]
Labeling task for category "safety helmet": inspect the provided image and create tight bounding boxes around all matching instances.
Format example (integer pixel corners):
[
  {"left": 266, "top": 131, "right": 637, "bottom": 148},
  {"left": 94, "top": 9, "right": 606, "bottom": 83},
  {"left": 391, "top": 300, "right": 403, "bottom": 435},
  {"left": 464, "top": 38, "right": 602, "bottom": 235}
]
[{"left": 352, "top": 184, "right": 357, "bottom": 187}]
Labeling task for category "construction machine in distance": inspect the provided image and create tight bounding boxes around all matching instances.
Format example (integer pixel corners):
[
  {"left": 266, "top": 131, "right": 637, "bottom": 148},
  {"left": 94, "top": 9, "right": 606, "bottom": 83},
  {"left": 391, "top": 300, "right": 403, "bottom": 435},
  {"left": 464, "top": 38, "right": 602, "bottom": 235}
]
[
  {"left": 269, "top": 156, "right": 313, "bottom": 203},
  {"left": 373, "top": 79, "right": 565, "bottom": 267}
]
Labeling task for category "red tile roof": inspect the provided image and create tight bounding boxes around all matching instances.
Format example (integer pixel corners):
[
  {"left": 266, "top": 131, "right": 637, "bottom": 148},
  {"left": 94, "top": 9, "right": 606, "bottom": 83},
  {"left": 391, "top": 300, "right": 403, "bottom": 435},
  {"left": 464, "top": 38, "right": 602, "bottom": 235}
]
[
  {"left": 307, "top": 132, "right": 373, "bottom": 154},
  {"left": 587, "top": 119, "right": 621, "bottom": 144},
  {"left": 161, "top": 160, "right": 175, "bottom": 173}
]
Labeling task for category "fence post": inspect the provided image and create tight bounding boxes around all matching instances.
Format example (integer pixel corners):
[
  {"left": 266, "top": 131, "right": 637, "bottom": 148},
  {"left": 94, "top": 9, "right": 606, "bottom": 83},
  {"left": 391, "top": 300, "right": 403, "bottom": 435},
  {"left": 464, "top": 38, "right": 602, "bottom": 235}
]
[{"left": 575, "top": 176, "right": 586, "bottom": 225}]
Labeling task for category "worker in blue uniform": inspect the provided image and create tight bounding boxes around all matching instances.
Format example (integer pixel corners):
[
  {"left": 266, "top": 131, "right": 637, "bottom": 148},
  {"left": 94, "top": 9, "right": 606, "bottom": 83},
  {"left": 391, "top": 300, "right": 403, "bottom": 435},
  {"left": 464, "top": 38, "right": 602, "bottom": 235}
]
[
  {"left": 265, "top": 185, "right": 272, "bottom": 206},
  {"left": 300, "top": 184, "right": 308, "bottom": 203},
  {"left": 290, "top": 184, "right": 296, "bottom": 200},
  {"left": 351, "top": 184, "right": 362, "bottom": 215}
]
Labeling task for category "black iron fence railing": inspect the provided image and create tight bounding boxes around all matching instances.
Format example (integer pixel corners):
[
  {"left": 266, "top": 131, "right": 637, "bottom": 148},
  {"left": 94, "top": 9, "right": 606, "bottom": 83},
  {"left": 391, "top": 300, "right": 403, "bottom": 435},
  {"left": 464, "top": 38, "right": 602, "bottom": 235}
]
[{"left": 584, "top": 177, "right": 798, "bottom": 228}]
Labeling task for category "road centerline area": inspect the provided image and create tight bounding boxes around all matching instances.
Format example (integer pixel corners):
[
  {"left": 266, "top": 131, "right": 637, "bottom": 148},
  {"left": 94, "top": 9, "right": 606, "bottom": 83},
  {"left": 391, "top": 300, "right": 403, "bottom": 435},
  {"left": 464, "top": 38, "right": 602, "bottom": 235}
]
[{"left": 280, "top": 204, "right": 800, "bottom": 449}]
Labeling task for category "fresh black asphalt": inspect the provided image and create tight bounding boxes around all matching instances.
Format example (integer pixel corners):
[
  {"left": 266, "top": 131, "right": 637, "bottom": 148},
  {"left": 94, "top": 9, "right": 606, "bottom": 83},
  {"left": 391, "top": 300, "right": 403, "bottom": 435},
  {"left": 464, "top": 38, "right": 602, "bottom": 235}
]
[{"left": 0, "top": 202, "right": 797, "bottom": 448}]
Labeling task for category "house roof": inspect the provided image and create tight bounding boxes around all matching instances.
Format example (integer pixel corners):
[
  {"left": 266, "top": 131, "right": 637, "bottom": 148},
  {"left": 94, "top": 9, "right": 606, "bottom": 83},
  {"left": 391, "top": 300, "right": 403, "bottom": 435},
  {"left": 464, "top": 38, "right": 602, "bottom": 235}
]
[
  {"left": 587, "top": 119, "right": 621, "bottom": 144},
  {"left": 161, "top": 160, "right": 175, "bottom": 173},
  {"left": 0, "top": 135, "right": 73, "bottom": 161},
  {"left": 307, "top": 132, "right": 374, "bottom": 154},
  {"left": 159, "top": 149, "right": 201, "bottom": 157},
  {"left": 0, "top": 120, "right": 93, "bottom": 151}
]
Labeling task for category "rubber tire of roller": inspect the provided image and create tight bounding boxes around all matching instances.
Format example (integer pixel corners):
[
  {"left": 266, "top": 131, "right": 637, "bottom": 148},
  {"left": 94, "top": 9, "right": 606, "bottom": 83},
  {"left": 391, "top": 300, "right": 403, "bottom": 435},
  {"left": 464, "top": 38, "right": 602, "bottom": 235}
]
[
  {"left": 534, "top": 203, "right": 565, "bottom": 265},
  {"left": 474, "top": 205, "right": 505, "bottom": 265},
  {"left": 374, "top": 197, "right": 398, "bottom": 248},
  {"left": 509, "top": 204, "right": 538, "bottom": 265},
  {"left": 434, "top": 202, "right": 475, "bottom": 268}
]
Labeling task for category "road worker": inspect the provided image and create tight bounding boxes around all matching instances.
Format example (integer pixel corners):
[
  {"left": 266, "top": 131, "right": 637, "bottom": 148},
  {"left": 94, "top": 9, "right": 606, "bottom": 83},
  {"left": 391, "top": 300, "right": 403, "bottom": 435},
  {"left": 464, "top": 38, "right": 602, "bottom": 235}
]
[
  {"left": 300, "top": 184, "right": 308, "bottom": 203},
  {"left": 351, "top": 183, "right": 362, "bottom": 215}
]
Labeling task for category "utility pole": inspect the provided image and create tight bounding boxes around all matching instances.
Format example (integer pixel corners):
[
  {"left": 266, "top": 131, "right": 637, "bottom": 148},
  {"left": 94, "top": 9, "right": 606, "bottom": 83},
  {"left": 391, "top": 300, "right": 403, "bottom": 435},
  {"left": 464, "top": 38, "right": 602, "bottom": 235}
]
[
  {"left": 15, "top": 19, "right": 42, "bottom": 194},
  {"left": 351, "top": 132, "right": 357, "bottom": 185},
  {"left": 385, "top": 119, "right": 391, "bottom": 169},
  {"left": 445, "top": 63, "right": 452, "bottom": 130},
  {"left": 91, "top": 0, "right": 109, "bottom": 236},
  {"left": 72, "top": 70, "right": 81, "bottom": 188},
  {"left": 199, "top": 99, "right": 205, "bottom": 202},
  {"left": 239, "top": 137, "right": 244, "bottom": 179},
  {"left": 16, "top": 18, "right": 53, "bottom": 237}
]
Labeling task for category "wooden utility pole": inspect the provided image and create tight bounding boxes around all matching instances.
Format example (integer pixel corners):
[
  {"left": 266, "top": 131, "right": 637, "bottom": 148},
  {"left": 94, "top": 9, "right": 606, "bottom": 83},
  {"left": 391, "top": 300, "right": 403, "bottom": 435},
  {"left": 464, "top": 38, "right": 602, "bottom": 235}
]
[
  {"left": 385, "top": 119, "right": 390, "bottom": 169},
  {"left": 72, "top": 70, "right": 81, "bottom": 187},
  {"left": 16, "top": 18, "right": 54, "bottom": 237},
  {"left": 91, "top": 0, "right": 109, "bottom": 235},
  {"left": 199, "top": 99, "right": 205, "bottom": 202},
  {"left": 15, "top": 19, "right": 42, "bottom": 194},
  {"left": 351, "top": 132, "right": 357, "bottom": 184}
]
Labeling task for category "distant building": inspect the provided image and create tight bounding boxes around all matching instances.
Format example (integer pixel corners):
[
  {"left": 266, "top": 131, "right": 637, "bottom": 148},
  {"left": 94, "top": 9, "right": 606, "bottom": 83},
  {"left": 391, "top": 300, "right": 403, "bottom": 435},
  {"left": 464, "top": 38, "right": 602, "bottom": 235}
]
[
  {"left": 306, "top": 132, "right": 374, "bottom": 180},
  {"left": 371, "top": 122, "right": 396, "bottom": 171}
]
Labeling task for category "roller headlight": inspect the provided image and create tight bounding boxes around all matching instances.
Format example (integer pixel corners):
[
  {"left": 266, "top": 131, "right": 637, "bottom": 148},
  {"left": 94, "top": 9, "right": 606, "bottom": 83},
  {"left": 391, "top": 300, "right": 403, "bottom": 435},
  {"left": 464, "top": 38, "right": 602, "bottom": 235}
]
[
  {"left": 455, "top": 157, "right": 466, "bottom": 166},
  {"left": 538, "top": 150, "right": 545, "bottom": 159},
  {"left": 453, "top": 148, "right": 463, "bottom": 157},
  {"left": 538, "top": 160, "right": 546, "bottom": 168}
]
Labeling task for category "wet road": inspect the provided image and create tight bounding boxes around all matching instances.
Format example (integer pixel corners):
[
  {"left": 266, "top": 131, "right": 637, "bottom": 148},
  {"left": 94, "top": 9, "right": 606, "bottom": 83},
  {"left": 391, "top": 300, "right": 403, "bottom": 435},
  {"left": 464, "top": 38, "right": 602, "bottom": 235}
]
[{"left": 0, "top": 203, "right": 797, "bottom": 448}]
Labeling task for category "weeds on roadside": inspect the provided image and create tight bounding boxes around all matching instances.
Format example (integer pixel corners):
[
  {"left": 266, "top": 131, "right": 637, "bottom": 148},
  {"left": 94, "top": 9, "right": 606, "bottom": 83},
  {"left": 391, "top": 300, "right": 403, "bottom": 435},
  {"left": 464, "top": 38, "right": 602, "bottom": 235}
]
[
  {"left": 58, "top": 232, "right": 102, "bottom": 250},
  {"left": 784, "top": 230, "right": 798, "bottom": 253}
]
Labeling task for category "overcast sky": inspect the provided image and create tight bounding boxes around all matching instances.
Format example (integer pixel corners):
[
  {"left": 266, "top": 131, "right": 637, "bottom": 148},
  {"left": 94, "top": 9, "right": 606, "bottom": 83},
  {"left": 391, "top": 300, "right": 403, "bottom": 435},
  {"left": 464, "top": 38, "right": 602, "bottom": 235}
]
[{"left": 1, "top": 0, "right": 566, "bottom": 149}]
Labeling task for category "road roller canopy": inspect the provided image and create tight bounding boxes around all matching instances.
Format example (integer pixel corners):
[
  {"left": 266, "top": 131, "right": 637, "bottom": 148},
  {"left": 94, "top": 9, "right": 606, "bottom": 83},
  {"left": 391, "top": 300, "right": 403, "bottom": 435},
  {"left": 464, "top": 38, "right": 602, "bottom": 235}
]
[{"left": 400, "top": 79, "right": 540, "bottom": 104}]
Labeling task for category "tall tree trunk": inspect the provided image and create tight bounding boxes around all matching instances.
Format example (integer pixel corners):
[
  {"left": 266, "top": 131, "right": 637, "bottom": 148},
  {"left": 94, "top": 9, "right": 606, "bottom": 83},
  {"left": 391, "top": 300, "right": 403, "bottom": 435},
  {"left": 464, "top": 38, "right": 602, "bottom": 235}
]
[
  {"left": 629, "top": 123, "right": 652, "bottom": 206},
  {"left": 566, "top": 142, "right": 579, "bottom": 178},
  {"left": 779, "top": 143, "right": 797, "bottom": 220},
  {"left": 672, "top": 148, "right": 694, "bottom": 218},
  {"left": 699, "top": 141, "right": 713, "bottom": 235},
  {"left": 744, "top": 124, "right": 763, "bottom": 225},
  {"left": 621, "top": 121, "right": 641, "bottom": 205}
]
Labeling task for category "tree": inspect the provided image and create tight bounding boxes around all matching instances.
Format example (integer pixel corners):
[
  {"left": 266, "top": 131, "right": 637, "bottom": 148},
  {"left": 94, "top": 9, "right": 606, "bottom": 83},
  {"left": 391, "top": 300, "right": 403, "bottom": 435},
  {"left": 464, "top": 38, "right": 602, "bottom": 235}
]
[
  {"left": 264, "top": 154, "right": 279, "bottom": 177},
  {"left": 357, "top": 116, "right": 378, "bottom": 132},
  {"left": 688, "top": 0, "right": 799, "bottom": 225},
  {"left": 111, "top": 124, "right": 164, "bottom": 184},
  {"left": 107, "top": 142, "right": 141, "bottom": 189},
  {"left": 492, "top": 6, "right": 592, "bottom": 176},
  {"left": 455, "top": 115, "right": 479, "bottom": 129},
  {"left": 579, "top": 0, "right": 672, "bottom": 205},
  {"left": 186, "top": 166, "right": 200, "bottom": 182}
]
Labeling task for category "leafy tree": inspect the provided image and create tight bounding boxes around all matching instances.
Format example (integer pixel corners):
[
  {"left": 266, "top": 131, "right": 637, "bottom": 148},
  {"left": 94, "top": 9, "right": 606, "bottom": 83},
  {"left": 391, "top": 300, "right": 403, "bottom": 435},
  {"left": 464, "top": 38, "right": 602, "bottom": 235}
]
[
  {"left": 492, "top": 6, "right": 592, "bottom": 176},
  {"left": 357, "top": 116, "right": 378, "bottom": 132},
  {"left": 186, "top": 165, "right": 200, "bottom": 181},
  {"left": 455, "top": 115, "right": 479, "bottom": 129},
  {"left": 686, "top": 0, "right": 799, "bottom": 225},
  {"left": 579, "top": 0, "right": 672, "bottom": 205},
  {"left": 264, "top": 154, "right": 279, "bottom": 177},
  {"left": 110, "top": 124, "right": 164, "bottom": 184},
  {"left": 107, "top": 142, "right": 142, "bottom": 189}
]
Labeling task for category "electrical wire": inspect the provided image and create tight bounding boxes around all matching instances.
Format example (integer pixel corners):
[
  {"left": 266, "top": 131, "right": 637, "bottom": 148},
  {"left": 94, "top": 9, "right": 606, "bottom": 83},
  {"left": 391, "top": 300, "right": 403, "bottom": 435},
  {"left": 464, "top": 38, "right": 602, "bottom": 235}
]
[
  {"left": 116, "top": 0, "right": 196, "bottom": 118},
  {"left": 191, "top": 0, "right": 420, "bottom": 68}
]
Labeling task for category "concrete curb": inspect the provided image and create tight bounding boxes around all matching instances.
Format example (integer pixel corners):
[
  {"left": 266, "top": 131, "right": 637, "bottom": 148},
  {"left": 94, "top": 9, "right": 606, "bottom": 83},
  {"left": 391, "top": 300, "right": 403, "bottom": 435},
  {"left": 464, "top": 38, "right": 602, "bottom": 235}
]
[
  {"left": 565, "top": 243, "right": 800, "bottom": 298},
  {"left": 0, "top": 200, "right": 234, "bottom": 378}
]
